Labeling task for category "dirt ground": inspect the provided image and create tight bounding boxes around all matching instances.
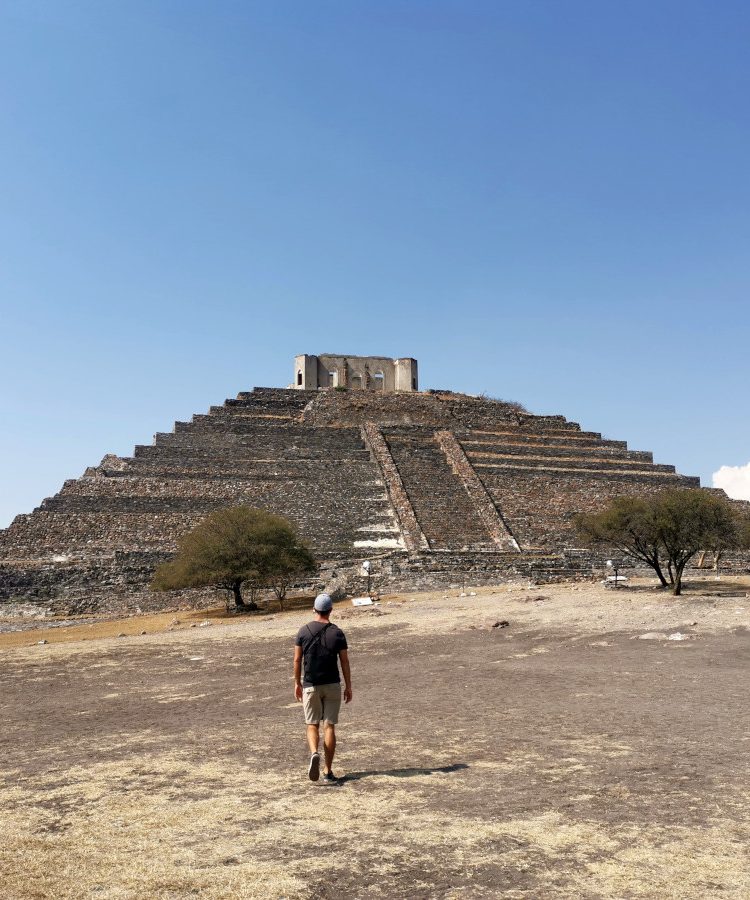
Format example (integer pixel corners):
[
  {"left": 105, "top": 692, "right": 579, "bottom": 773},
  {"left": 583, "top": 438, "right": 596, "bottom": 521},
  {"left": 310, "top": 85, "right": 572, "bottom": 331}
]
[{"left": 2, "top": 577, "right": 750, "bottom": 899}]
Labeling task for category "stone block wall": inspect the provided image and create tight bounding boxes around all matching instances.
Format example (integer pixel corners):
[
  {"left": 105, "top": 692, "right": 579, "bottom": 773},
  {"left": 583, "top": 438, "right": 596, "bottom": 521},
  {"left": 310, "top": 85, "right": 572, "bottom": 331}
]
[{"left": 370, "top": 548, "right": 609, "bottom": 593}]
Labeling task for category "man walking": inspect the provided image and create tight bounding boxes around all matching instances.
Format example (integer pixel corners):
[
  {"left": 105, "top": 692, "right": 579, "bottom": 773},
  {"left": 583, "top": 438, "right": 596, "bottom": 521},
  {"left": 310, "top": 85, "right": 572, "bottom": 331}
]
[{"left": 294, "top": 592, "right": 352, "bottom": 783}]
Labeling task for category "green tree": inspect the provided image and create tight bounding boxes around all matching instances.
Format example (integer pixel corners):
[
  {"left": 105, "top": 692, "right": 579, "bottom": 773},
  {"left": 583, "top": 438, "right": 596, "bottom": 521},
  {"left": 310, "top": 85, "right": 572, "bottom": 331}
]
[
  {"left": 151, "top": 507, "right": 317, "bottom": 609},
  {"left": 653, "top": 489, "right": 738, "bottom": 595},
  {"left": 576, "top": 490, "right": 740, "bottom": 596},
  {"left": 575, "top": 497, "right": 669, "bottom": 588}
]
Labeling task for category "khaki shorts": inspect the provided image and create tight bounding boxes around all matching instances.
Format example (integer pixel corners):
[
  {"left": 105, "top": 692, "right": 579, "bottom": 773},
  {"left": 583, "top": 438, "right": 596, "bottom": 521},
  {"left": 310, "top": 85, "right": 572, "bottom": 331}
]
[{"left": 302, "top": 683, "right": 342, "bottom": 725}]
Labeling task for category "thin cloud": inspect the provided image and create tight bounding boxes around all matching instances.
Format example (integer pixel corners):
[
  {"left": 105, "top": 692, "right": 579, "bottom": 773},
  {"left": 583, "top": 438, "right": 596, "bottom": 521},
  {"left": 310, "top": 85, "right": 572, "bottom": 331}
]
[{"left": 712, "top": 462, "right": 750, "bottom": 501}]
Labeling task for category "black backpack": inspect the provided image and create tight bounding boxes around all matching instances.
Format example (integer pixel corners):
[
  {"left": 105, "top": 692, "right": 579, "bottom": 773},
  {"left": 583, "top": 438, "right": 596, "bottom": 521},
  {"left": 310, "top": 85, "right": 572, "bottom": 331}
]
[{"left": 303, "top": 623, "right": 335, "bottom": 682}]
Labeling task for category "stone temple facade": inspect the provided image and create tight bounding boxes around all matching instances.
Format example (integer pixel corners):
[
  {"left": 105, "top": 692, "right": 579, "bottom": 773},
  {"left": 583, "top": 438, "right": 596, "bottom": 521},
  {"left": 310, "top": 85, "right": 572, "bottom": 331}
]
[
  {"left": 0, "top": 363, "right": 740, "bottom": 613},
  {"left": 293, "top": 354, "right": 418, "bottom": 392}
]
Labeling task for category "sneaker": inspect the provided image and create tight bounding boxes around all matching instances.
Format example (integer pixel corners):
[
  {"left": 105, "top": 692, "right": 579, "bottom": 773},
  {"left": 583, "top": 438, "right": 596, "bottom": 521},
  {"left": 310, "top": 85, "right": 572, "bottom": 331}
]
[
  {"left": 308, "top": 753, "right": 321, "bottom": 782},
  {"left": 322, "top": 770, "right": 339, "bottom": 785}
]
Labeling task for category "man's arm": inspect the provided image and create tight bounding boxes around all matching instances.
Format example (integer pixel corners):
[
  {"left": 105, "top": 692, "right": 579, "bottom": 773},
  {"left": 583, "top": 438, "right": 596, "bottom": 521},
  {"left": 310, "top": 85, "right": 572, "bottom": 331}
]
[
  {"left": 293, "top": 645, "right": 303, "bottom": 701},
  {"left": 340, "top": 648, "right": 352, "bottom": 703}
]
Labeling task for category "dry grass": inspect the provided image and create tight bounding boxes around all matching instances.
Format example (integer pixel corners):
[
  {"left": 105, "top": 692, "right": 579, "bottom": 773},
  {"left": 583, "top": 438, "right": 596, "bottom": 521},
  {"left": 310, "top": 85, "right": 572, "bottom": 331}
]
[
  {"left": 3, "top": 578, "right": 750, "bottom": 898},
  {"left": 4, "top": 750, "right": 749, "bottom": 899},
  {"left": 1, "top": 755, "right": 315, "bottom": 899}
]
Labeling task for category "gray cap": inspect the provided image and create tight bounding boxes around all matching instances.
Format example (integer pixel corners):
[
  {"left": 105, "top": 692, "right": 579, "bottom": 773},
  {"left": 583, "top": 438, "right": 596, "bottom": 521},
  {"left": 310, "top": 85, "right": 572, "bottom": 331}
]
[{"left": 314, "top": 592, "right": 333, "bottom": 613}]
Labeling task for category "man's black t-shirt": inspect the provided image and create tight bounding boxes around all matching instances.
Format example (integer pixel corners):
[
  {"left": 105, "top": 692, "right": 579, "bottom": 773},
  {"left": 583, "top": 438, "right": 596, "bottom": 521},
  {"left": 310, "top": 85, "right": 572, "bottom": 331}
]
[{"left": 295, "top": 621, "right": 348, "bottom": 687}]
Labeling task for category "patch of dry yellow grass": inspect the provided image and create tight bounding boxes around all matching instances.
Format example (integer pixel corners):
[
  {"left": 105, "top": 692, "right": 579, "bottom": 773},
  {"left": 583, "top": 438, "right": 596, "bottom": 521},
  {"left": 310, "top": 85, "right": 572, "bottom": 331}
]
[
  {"left": 3, "top": 747, "right": 750, "bottom": 899},
  {"left": 1, "top": 756, "right": 315, "bottom": 900}
]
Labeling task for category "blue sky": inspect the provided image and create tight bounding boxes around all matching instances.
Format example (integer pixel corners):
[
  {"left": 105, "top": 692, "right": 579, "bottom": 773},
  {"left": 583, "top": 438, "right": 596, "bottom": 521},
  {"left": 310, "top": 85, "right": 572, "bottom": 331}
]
[{"left": 1, "top": 1, "right": 749, "bottom": 527}]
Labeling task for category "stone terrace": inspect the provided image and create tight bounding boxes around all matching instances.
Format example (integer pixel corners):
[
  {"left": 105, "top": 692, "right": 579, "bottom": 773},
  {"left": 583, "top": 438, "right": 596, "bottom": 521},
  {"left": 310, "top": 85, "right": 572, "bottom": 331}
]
[{"left": 457, "top": 426, "right": 698, "bottom": 549}]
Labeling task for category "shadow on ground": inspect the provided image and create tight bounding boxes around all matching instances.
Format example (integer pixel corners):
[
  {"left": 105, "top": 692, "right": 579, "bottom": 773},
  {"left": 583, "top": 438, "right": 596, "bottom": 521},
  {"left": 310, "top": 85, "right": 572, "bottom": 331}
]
[{"left": 341, "top": 763, "right": 468, "bottom": 782}]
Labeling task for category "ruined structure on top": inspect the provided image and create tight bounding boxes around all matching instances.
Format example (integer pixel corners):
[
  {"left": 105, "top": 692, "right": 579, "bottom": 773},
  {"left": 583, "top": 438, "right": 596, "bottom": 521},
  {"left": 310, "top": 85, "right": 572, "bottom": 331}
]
[
  {"left": 293, "top": 354, "right": 418, "bottom": 392},
  {"left": 0, "top": 354, "right": 729, "bottom": 612}
]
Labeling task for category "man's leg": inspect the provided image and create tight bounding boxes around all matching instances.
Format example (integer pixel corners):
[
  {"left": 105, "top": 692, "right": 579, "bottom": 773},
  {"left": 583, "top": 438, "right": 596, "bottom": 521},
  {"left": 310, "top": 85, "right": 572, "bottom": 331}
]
[
  {"left": 323, "top": 723, "right": 336, "bottom": 773},
  {"left": 306, "top": 724, "right": 321, "bottom": 781},
  {"left": 303, "top": 688, "right": 323, "bottom": 781}
]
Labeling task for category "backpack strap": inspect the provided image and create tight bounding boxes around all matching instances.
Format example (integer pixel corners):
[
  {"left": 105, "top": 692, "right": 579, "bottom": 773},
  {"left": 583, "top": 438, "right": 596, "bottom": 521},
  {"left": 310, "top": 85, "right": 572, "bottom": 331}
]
[{"left": 304, "top": 623, "right": 332, "bottom": 654}]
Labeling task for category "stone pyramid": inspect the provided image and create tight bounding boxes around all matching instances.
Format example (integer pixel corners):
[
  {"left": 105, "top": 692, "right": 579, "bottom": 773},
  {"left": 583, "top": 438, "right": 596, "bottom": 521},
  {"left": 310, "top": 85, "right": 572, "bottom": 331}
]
[{"left": 0, "top": 384, "right": 702, "bottom": 612}]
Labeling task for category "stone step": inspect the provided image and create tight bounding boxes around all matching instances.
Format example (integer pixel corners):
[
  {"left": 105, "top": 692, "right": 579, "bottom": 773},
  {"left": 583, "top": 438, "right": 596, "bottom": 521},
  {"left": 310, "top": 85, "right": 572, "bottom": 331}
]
[
  {"left": 463, "top": 437, "right": 641, "bottom": 457},
  {"left": 381, "top": 426, "right": 608, "bottom": 454},
  {"left": 43, "top": 494, "right": 395, "bottom": 516},
  {"left": 474, "top": 460, "right": 682, "bottom": 477},
  {"left": 224, "top": 397, "right": 311, "bottom": 409},
  {"left": 124, "top": 457, "right": 378, "bottom": 476},
  {"left": 468, "top": 446, "right": 653, "bottom": 465},
  {"left": 135, "top": 444, "right": 372, "bottom": 461},
  {"left": 174, "top": 418, "right": 326, "bottom": 433},
  {"left": 206, "top": 409, "right": 300, "bottom": 421},
  {"left": 101, "top": 466, "right": 380, "bottom": 482},
  {"left": 156, "top": 439, "right": 368, "bottom": 454},
  {"left": 237, "top": 388, "right": 318, "bottom": 401},
  {"left": 190, "top": 415, "right": 309, "bottom": 430},
  {"left": 154, "top": 427, "right": 364, "bottom": 445},
  {"left": 68, "top": 471, "right": 388, "bottom": 490},
  {"left": 229, "top": 389, "right": 315, "bottom": 408},
  {"left": 465, "top": 426, "right": 609, "bottom": 443},
  {"left": 170, "top": 422, "right": 368, "bottom": 442},
  {"left": 57, "top": 477, "right": 391, "bottom": 504}
]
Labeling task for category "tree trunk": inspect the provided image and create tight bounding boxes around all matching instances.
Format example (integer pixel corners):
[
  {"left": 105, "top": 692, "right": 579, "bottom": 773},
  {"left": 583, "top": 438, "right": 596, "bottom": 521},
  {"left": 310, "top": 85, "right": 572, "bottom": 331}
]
[
  {"left": 231, "top": 580, "right": 258, "bottom": 610},
  {"left": 246, "top": 583, "right": 261, "bottom": 610},
  {"left": 272, "top": 582, "right": 287, "bottom": 611},
  {"left": 650, "top": 557, "right": 669, "bottom": 588},
  {"left": 666, "top": 559, "right": 674, "bottom": 585},
  {"left": 697, "top": 550, "right": 707, "bottom": 569},
  {"left": 232, "top": 581, "right": 246, "bottom": 608},
  {"left": 672, "top": 562, "right": 686, "bottom": 596}
]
